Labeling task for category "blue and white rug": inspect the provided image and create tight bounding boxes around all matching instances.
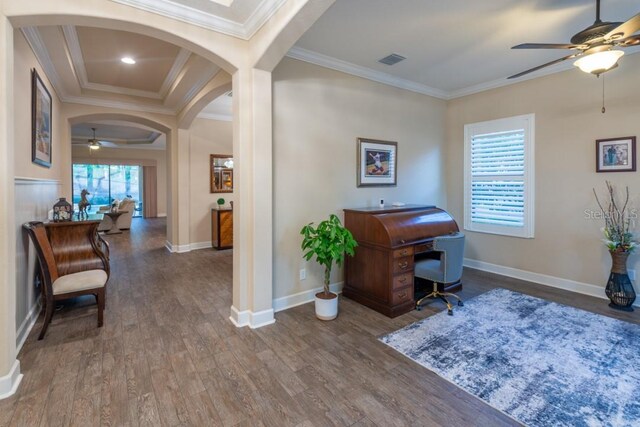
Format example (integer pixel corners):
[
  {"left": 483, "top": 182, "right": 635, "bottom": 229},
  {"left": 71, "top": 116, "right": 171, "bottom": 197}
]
[{"left": 380, "top": 288, "right": 640, "bottom": 427}]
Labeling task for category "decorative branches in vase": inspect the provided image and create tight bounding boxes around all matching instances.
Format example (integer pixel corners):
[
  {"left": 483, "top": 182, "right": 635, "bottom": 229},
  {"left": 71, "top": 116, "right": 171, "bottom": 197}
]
[{"left": 593, "top": 181, "right": 637, "bottom": 311}]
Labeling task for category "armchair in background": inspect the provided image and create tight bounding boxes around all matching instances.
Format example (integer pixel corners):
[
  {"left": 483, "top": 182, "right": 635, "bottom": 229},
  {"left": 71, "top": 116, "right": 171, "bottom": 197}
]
[{"left": 98, "top": 198, "right": 136, "bottom": 232}]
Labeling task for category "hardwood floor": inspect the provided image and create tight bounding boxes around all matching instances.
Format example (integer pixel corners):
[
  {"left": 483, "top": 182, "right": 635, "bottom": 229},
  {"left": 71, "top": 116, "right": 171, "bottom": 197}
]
[{"left": 2, "top": 218, "right": 638, "bottom": 426}]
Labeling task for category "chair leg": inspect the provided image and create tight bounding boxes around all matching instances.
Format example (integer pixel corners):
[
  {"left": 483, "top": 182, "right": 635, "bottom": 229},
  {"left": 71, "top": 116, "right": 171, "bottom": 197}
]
[
  {"left": 38, "top": 300, "right": 54, "bottom": 340},
  {"left": 95, "top": 289, "right": 105, "bottom": 328},
  {"left": 415, "top": 281, "right": 463, "bottom": 315}
]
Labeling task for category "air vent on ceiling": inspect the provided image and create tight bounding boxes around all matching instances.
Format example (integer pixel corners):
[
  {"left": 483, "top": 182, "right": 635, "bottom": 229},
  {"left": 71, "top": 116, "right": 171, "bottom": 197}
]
[{"left": 378, "top": 53, "right": 406, "bottom": 66}]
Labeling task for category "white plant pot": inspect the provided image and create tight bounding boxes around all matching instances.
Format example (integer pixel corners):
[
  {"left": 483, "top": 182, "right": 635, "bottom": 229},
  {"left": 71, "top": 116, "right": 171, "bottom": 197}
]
[{"left": 315, "top": 292, "right": 338, "bottom": 320}]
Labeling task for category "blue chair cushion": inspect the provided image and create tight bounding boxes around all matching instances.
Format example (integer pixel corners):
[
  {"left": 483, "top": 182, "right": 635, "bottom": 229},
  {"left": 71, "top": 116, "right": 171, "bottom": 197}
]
[{"left": 415, "top": 258, "right": 444, "bottom": 283}]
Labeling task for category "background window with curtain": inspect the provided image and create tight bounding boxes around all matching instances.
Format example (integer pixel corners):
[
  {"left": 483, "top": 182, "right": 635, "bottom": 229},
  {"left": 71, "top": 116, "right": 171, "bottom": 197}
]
[
  {"left": 73, "top": 164, "right": 142, "bottom": 217},
  {"left": 463, "top": 114, "right": 535, "bottom": 238}
]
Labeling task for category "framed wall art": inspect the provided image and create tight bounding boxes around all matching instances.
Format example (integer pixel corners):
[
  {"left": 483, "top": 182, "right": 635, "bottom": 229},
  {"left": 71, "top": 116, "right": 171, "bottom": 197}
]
[
  {"left": 357, "top": 138, "right": 397, "bottom": 187},
  {"left": 32, "top": 69, "right": 52, "bottom": 168},
  {"left": 596, "top": 136, "right": 636, "bottom": 173},
  {"left": 210, "top": 154, "right": 234, "bottom": 193}
]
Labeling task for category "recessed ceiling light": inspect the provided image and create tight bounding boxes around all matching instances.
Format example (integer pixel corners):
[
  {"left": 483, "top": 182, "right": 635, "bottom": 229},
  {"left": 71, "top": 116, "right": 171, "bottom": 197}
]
[{"left": 121, "top": 57, "right": 136, "bottom": 65}]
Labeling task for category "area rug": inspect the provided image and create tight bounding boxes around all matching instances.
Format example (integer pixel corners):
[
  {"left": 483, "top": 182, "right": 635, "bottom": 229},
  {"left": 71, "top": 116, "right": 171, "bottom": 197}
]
[{"left": 379, "top": 288, "right": 640, "bottom": 427}]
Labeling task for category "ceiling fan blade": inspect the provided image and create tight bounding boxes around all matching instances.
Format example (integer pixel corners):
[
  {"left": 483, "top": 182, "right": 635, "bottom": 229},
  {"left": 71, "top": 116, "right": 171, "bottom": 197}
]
[
  {"left": 605, "top": 12, "right": 640, "bottom": 40},
  {"left": 618, "top": 34, "right": 640, "bottom": 47},
  {"left": 512, "top": 43, "right": 581, "bottom": 50},
  {"left": 508, "top": 54, "right": 578, "bottom": 79}
]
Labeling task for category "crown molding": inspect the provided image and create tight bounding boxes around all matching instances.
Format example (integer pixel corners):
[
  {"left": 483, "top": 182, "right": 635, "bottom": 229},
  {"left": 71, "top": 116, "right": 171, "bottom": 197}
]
[
  {"left": 63, "top": 95, "right": 176, "bottom": 115},
  {"left": 177, "top": 68, "right": 218, "bottom": 111},
  {"left": 286, "top": 47, "right": 450, "bottom": 100},
  {"left": 196, "top": 112, "right": 232, "bottom": 122},
  {"left": 159, "top": 48, "right": 192, "bottom": 97},
  {"left": 110, "top": 0, "right": 287, "bottom": 40},
  {"left": 21, "top": 27, "right": 66, "bottom": 101},
  {"left": 62, "top": 25, "right": 190, "bottom": 100}
]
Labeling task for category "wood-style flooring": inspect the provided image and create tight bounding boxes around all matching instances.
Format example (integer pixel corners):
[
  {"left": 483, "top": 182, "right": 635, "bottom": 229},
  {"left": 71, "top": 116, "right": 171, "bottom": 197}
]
[{"left": 2, "top": 218, "right": 638, "bottom": 426}]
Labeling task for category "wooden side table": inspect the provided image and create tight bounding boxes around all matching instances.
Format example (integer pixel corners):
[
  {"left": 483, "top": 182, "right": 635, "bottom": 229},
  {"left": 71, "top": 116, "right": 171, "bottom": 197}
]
[
  {"left": 211, "top": 208, "right": 233, "bottom": 249},
  {"left": 102, "top": 210, "right": 129, "bottom": 235}
]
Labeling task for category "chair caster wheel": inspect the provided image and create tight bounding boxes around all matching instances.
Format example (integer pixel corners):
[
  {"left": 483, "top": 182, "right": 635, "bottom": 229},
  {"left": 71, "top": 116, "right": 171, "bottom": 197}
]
[
  {"left": 447, "top": 310, "right": 453, "bottom": 316},
  {"left": 458, "top": 301, "right": 464, "bottom": 307}
]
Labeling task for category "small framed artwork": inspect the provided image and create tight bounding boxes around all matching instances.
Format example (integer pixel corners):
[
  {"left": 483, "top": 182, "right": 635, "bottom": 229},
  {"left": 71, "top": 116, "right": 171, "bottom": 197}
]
[
  {"left": 596, "top": 136, "right": 636, "bottom": 173},
  {"left": 31, "top": 69, "right": 52, "bottom": 168},
  {"left": 357, "top": 138, "right": 397, "bottom": 187}
]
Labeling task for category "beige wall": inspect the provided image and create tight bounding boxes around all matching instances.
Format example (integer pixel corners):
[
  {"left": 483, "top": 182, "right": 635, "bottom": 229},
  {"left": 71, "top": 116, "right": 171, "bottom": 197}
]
[
  {"left": 14, "top": 30, "right": 70, "bottom": 195},
  {"left": 446, "top": 53, "right": 640, "bottom": 289},
  {"left": 188, "top": 117, "right": 234, "bottom": 245},
  {"left": 272, "top": 58, "right": 447, "bottom": 299},
  {"left": 71, "top": 145, "right": 168, "bottom": 216}
]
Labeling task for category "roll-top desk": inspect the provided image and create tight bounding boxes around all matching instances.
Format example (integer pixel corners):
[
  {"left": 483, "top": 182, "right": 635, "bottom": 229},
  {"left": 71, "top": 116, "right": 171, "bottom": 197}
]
[{"left": 343, "top": 205, "right": 459, "bottom": 317}]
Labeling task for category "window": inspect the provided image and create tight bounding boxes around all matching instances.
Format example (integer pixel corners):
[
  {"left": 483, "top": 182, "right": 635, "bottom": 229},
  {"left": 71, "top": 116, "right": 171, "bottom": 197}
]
[
  {"left": 72, "top": 164, "right": 142, "bottom": 216},
  {"left": 464, "top": 114, "right": 535, "bottom": 238}
]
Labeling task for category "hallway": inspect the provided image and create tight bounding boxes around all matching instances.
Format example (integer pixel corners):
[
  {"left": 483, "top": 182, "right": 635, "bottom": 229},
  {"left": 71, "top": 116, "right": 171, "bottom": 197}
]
[{"left": 5, "top": 217, "right": 633, "bottom": 426}]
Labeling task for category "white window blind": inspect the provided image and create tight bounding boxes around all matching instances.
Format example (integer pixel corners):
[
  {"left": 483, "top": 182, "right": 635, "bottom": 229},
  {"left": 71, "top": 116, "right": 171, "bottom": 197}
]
[{"left": 464, "top": 115, "right": 534, "bottom": 238}]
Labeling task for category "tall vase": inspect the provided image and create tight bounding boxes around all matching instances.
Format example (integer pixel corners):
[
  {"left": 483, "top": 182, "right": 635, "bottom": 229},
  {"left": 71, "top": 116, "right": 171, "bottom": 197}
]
[{"left": 606, "top": 251, "right": 636, "bottom": 311}]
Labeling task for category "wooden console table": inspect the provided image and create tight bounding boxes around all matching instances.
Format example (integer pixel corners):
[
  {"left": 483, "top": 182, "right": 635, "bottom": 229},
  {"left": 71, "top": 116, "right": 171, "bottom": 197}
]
[{"left": 211, "top": 208, "right": 233, "bottom": 249}]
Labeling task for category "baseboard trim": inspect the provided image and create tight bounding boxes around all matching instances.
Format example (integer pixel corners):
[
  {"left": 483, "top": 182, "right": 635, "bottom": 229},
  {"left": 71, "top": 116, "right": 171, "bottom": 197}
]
[
  {"left": 189, "top": 241, "right": 212, "bottom": 251},
  {"left": 165, "top": 241, "right": 213, "bottom": 253},
  {"left": 229, "top": 306, "right": 275, "bottom": 329},
  {"left": 464, "top": 258, "right": 640, "bottom": 307},
  {"left": 157, "top": 213, "right": 167, "bottom": 218},
  {"left": 273, "top": 282, "right": 344, "bottom": 313},
  {"left": 0, "top": 360, "right": 23, "bottom": 400},
  {"left": 164, "top": 241, "right": 191, "bottom": 253},
  {"left": 16, "top": 300, "right": 41, "bottom": 354}
]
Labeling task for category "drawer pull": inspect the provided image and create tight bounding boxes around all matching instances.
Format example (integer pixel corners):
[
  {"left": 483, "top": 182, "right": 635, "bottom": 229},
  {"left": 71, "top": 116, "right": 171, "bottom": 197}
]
[
  {"left": 397, "top": 292, "right": 407, "bottom": 299},
  {"left": 401, "top": 250, "right": 408, "bottom": 256},
  {"left": 398, "top": 261, "right": 409, "bottom": 269},
  {"left": 398, "top": 276, "right": 407, "bottom": 284},
  {"left": 400, "top": 239, "right": 406, "bottom": 244}
]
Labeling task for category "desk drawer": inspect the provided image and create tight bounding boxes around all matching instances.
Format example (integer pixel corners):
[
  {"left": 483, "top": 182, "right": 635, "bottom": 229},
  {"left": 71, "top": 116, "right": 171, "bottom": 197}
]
[
  {"left": 392, "top": 272, "right": 413, "bottom": 290},
  {"left": 393, "top": 256, "right": 414, "bottom": 274},
  {"left": 391, "top": 287, "right": 413, "bottom": 306},
  {"left": 393, "top": 247, "right": 414, "bottom": 258}
]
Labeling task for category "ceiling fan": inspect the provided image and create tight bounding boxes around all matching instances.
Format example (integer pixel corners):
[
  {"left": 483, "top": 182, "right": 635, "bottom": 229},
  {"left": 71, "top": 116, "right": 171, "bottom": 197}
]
[
  {"left": 87, "top": 127, "right": 102, "bottom": 150},
  {"left": 509, "top": 0, "right": 640, "bottom": 79}
]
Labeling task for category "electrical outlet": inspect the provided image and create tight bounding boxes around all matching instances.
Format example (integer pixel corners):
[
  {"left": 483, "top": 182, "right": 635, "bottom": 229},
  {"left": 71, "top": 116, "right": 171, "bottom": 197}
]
[
  {"left": 299, "top": 269, "right": 306, "bottom": 280},
  {"left": 628, "top": 269, "right": 636, "bottom": 281}
]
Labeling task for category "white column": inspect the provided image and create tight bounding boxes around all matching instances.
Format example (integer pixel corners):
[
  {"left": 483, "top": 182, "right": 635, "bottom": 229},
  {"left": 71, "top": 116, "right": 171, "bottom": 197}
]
[
  {"left": 230, "top": 67, "right": 274, "bottom": 328},
  {"left": 0, "top": 13, "right": 22, "bottom": 399},
  {"left": 165, "top": 128, "right": 191, "bottom": 252}
]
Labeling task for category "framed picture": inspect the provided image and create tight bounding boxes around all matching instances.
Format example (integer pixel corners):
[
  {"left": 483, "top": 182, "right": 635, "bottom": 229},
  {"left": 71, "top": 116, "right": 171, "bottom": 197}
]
[
  {"left": 357, "top": 138, "right": 397, "bottom": 187},
  {"left": 31, "top": 69, "right": 52, "bottom": 168},
  {"left": 596, "top": 136, "right": 636, "bottom": 172}
]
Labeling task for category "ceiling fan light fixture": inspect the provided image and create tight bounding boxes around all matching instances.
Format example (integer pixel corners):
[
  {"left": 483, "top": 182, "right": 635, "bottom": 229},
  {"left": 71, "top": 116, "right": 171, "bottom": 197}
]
[
  {"left": 88, "top": 127, "right": 101, "bottom": 150},
  {"left": 574, "top": 50, "right": 624, "bottom": 74}
]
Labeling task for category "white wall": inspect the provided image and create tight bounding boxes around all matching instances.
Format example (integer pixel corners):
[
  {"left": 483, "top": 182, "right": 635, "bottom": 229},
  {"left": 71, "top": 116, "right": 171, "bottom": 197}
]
[
  {"left": 188, "top": 117, "right": 233, "bottom": 245},
  {"left": 13, "top": 30, "right": 68, "bottom": 348},
  {"left": 272, "top": 58, "right": 447, "bottom": 300},
  {"left": 446, "top": 53, "right": 640, "bottom": 291},
  {"left": 71, "top": 145, "right": 168, "bottom": 216}
]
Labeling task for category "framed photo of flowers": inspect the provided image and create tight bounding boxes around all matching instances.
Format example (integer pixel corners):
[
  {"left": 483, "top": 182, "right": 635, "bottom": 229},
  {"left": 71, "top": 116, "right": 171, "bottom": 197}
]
[
  {"left": 31, "top": 69, "right": 52, "bottom": 168},
  {"left": 596, "top": 136, "right": 636, "bottom": 173},
  {"left": 357, "top": 138, "right": 397, "bottom": 187}
]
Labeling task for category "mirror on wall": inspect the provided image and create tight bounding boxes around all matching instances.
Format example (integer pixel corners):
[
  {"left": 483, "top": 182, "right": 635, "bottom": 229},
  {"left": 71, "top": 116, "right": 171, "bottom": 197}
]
[{"left": 210, "top": 154, "right": 233, "bottom": 193}]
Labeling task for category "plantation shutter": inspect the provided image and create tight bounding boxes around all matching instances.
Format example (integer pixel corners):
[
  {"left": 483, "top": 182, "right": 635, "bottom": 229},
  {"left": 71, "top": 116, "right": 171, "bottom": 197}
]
[
  {"left": 464, "top": 114, "right": 534, "bottom": 238},
  {"left": 470, "top": 129, "right": 525, "bottom": 227}
]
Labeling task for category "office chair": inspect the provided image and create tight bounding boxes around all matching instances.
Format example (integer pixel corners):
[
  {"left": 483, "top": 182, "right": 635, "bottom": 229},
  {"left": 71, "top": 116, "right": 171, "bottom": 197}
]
[{"left": 415, "top": 232, "right": 465, "bottom": 315}]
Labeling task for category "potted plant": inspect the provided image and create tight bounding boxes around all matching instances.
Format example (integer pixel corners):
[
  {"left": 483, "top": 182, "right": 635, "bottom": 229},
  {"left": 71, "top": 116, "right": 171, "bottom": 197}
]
[
  {"left": 217, "top": 197, "right": 225, "bottom": 208},
  {"left": 593, "top": 181, "right": 637, "bottom": 310},
  {"left": 300, "top": 214, "right": 357, "bottom": 320}
]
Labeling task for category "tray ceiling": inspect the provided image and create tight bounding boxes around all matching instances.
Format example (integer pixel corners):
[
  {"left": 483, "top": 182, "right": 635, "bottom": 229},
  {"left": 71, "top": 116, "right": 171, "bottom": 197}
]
[{"left": 23, "top": 25, "right": 222, "bottom": 115}]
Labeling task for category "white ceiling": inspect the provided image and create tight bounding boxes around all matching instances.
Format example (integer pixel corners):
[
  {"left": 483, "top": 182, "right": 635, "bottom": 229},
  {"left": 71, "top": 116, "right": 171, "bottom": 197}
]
[
  {"left": 111, "top": 0, "right": 287, "bottom": 39},
  {"left": 293, "top": 0, "right": 640, "bottom": 99}
]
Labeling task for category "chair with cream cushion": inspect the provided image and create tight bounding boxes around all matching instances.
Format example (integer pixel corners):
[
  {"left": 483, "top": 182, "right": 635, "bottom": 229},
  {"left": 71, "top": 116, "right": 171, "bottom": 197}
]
[
  {"left": 98, "top": 198, "right": 136, "bottom": 232},
  {"left": 23, "top": 221, "right": 109, "bottom": 339}
]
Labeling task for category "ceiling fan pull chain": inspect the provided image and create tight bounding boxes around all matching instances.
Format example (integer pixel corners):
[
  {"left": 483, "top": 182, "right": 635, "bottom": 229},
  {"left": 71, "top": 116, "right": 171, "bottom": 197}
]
[{"left": 601, "top": 74, "right": 606, "bottom": 114}]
